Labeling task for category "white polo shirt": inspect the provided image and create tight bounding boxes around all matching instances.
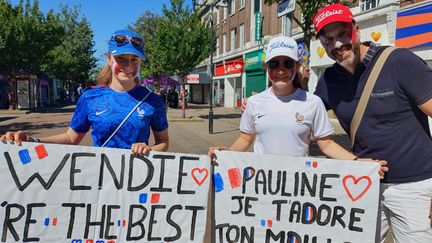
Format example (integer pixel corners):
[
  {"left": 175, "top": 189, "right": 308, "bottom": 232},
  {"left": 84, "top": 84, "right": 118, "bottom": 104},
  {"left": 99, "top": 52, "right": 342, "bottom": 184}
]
[{"left": 240, "top": 88, "right": 334, "bottom": 156}]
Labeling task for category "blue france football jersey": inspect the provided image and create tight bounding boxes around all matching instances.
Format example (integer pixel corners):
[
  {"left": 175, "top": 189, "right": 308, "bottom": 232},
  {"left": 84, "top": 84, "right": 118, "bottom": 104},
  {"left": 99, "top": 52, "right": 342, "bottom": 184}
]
[{"left": 70, "top": 85, "right": 168, "bottom": 148}]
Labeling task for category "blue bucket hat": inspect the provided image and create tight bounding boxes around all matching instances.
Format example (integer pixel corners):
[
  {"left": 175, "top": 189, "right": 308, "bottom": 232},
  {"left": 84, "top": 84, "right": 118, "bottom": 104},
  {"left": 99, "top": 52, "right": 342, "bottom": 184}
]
[{"left": 108, "top": 29, "right": 145, "bottom": 59}]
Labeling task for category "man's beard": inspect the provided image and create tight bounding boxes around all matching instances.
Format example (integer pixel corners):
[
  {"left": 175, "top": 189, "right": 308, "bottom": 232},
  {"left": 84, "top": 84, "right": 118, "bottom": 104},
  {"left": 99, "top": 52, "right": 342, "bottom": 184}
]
[{"left": 336, "top": 41, "right": 361, "bottom": 68}]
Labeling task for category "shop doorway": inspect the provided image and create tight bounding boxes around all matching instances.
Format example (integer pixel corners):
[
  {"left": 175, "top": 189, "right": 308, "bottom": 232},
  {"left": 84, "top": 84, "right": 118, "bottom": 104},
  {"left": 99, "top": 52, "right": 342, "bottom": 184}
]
[
  {"left": 213, "top": 79, "right": 225, "bottom": 106},
  {"left": 17, "top": 80, "right": 30, "bottom": 109},
  {"left": 234, "top": 78, "right": 242, "bottom": 108}
]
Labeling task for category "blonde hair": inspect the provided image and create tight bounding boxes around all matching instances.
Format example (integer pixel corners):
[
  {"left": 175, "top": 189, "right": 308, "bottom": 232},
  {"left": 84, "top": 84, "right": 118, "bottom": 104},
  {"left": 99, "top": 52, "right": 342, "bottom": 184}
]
[
  {"left": 96, "top": 54, "right": 140, "bottom": 86},
  {"left": 96, "top": 63, "right": 112, "bottom": 85}
]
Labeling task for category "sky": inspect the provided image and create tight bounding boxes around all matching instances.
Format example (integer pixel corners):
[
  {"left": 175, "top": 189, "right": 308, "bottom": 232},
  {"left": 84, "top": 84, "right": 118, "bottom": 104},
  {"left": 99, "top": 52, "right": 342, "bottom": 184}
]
[{"left": 10, "top": 0, "right": 193, "bottom": 65}]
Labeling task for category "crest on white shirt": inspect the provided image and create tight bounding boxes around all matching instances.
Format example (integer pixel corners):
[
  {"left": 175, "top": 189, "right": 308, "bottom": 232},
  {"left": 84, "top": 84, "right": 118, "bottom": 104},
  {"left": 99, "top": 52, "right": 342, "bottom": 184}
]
[
  {"left": 295, "top": 112, "right": 304, "bottom": 123},
  {"left": 137, "top": 107, "right": 145, "bottom": 117}
]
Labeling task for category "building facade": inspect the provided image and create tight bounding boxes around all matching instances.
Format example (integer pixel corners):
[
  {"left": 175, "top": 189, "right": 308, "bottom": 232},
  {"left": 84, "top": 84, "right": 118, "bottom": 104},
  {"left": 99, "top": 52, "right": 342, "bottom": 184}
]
[
  {"left": 194, "top": 0, "right": 285, "bottom": 108},
  {"left": 194, "top": 0, "right": 432, "bottom": 110}
]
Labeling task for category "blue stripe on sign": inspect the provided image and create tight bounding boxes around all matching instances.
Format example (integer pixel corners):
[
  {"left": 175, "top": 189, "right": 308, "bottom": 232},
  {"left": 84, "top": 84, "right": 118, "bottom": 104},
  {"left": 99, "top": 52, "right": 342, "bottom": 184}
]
[
  {"left": 213, "top": 173, "right": 224, "bottom": 192},
  {"left": 261, "top": 219, "right": 266, "bottom": 226},
  {"left": 396, "top": 22, "right": 432, "bottom": 39},
  {"left": 44, "top": 218, "right": 49, "bottom": 226},
  {"left": 410, "top": 41, "right": 432, "bottom": 49},
  {"left": 18, "top": 149, "right": 31, "bottom": 165},
  {"left": 398, "top": 3, "right": 432, "bottom": 17}
]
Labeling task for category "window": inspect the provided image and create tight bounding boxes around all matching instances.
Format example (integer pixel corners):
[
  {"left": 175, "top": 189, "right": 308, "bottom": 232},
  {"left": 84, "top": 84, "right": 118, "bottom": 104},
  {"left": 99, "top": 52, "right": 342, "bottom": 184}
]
[
  {"left": 360, "top": 0, "right": 380, "bottom": 11},
  {"left": 230, "top": 28, "right": 236, "bottom": 51},
  {"left": 229, "top": 0, "right": 236, "bottom": 15},
  {"left": 254, "top": 0, "right": 260, "bottom": 13},
  {"left": 216, "top": 37, "right": 220, "bottom": 56},
  {"left": 215, "top": 8, "right": 219, "bottom": 25},
  {"left": 240, "top": 0, "right": 245, "bottom": 9},
  {"left": 223, "top": 33, "right": 227, "bottom": 53},
  {"left": 223, "top": 7, "right": 227, "bottom": 20},
  {"left": 239, "top": 24, "right": 245, "bottom": 49}
]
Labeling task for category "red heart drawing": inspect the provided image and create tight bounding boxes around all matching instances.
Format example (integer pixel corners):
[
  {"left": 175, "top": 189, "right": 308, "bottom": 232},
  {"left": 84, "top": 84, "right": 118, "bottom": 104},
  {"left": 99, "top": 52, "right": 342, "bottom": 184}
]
[
  {"left": 191, "top": 168, "right": 209, "bottom": 186},
  {"left": 342, "top": 175, "right": 372, "bottom": 202}
]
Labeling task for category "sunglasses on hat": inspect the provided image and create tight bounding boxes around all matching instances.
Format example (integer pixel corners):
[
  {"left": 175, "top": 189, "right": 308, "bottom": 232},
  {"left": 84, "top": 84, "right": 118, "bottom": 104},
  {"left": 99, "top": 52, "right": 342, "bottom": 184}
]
[
  {"left": 267, "top": 59, "right": 295, "bottom": 70},
  {"left": 112, "top": 34, "right": 143, "bottom": 47}
]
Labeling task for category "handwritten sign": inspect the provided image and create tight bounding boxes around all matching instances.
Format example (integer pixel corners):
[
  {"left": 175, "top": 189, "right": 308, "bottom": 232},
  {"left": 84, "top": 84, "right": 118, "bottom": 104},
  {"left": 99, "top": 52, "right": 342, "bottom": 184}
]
[
  {"left": 213, "top": 151, "right": 379, "bottom": 242},
  {"left": 0, "top": 143, "right": 210, "bottom": 242}
]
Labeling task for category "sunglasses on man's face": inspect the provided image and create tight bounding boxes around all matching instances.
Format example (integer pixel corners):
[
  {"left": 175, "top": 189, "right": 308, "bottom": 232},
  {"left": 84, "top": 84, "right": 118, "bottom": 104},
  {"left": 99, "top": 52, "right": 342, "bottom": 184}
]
[
  {"left": 267, "top": 59, "right": 295, "bottom": 70},
  {"left": 112, "top": 34, "right": 143, "bottom": 47}
]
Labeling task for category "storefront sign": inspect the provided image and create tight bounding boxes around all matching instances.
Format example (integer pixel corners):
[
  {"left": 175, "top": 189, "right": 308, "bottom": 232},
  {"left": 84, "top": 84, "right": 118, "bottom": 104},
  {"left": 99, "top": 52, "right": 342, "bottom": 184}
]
[
  {"left": 277, "top": 0, "right": 296, "bottom": 18},
  {"left": 244, "top": 50, "right": 265, "bottom": 71},
  {"left": 187, "top": 74, "right": 200, "bottom": 84},
  {"left": 255, "top": 12, "right": 262, "bottom": 42},
  {"left": 215, "top": 58, "right": 244, "bottom": 76}
]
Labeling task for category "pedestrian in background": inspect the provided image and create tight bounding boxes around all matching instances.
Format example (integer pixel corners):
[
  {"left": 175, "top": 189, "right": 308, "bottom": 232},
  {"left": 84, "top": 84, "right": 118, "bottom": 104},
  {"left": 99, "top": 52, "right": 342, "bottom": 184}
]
[
  {"left": 313, "top": 4, "right": 432, "bottom": 241},
  {"left": 209, "top": 36, "right": 386, "bottom": 178},
  {"left": 1, "top": 29, "right": 169, "bottom": 155}
]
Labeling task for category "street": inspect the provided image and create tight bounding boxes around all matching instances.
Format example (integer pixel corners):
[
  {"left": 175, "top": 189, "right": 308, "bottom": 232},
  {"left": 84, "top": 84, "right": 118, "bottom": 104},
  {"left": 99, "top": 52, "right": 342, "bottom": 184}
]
[{"left": 0, "top": 104, "right": 351, "bottom": 155}]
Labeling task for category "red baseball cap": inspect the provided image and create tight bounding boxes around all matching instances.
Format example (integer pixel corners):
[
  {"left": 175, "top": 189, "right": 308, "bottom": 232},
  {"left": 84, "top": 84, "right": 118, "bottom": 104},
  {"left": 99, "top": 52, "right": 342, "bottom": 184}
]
[{"left": 313, "top": 4, "right": 354, "bottom": 36}]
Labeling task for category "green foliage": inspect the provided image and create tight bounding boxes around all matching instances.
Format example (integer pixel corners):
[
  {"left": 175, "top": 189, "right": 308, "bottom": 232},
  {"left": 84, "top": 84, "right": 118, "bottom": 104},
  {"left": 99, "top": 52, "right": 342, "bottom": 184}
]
[
  {"left": 0, "top": 0, "right": 96, "bottom": 85},
  {"left": 43, "top": 5, "right": 96, "bottom": 85},
  {"left": 132, "top": 0, "right": 211, "bottom": 94},
  {"left": 155, "top": 0, "right": 211, "bottom": 78},
  {"left": 130, "top": 11, "right": 163, "bottom": 78},
  {"left": 263, "top": 0, "right": 359, "bottom": 49}
]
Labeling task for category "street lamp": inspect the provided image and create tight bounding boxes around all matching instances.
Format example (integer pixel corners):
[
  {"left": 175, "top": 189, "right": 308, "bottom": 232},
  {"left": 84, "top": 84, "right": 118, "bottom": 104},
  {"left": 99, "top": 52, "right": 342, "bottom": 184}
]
[{"left": 193, "top": 0, "right": 229, "bottom": 134}]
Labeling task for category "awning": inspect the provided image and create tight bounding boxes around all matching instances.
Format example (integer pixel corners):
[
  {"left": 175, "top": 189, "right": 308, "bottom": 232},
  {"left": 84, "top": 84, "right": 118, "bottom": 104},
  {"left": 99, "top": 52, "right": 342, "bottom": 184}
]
[{"left": 142, "top": 75, "right": 178, "bottom": 88}]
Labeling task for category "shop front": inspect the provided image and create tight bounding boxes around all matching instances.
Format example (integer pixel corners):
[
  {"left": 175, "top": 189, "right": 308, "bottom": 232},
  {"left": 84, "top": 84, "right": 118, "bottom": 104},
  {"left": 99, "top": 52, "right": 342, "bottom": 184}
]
[
  {"left": 187, "top": 66, "right": 211, "bottom": 104},
  {"left": 0, "top": 74, "right": 9, "bottom": 109},
  {"left": 214, "top": 57, "right": 244, "bottom": 108},
  {"left": 244, "top": 50, "right": 266, "bottom": 98},
  {"left": 13, "top": 71, "right": 46, "bottom": 110},
  {"left": 38, "top": 78, "right": 49, "bottom": 108}
]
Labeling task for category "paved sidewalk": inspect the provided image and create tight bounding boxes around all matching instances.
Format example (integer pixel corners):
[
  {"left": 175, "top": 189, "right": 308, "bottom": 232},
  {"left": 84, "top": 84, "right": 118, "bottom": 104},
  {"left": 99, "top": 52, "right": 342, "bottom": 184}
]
[
  {"left": 0, "top": 104, "right": 351, "bottom": 155},
  {"left": 164, "top": 103, "right": 352, "bottom": 156}
]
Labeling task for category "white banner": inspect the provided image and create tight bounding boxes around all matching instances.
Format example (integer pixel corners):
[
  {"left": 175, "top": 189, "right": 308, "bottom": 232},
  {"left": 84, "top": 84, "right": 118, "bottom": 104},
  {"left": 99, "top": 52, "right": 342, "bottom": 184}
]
[
  {"left": 0, "top": 143, "right": 210, "bottom": 243},
  {"left": 213, "top": 151, "right": 380, "bottom": 242}
]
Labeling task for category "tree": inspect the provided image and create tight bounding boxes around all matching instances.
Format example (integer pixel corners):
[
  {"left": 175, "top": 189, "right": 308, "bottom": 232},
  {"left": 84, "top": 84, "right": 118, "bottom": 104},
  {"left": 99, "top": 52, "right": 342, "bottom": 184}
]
[
  {"left": 0, "top": 0, "right": 96, "bottom": 108},
  {"left": 0, "top": 0, "right": 65, "bottom": 108},
  {"left": 263, "top": 0, "right": 359, "bottom": 76},
  {"left": 0, "top": 0, "right": 63, "bottom": 76},
  {"left": 130, "top": 11, "right": 164, "bottom": 92},
  {"left": 155, "top": 0, "right": 211, "bottom": 117},
  {"left": 42, "top": 4, "right": 96, "bottom": 88}
]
